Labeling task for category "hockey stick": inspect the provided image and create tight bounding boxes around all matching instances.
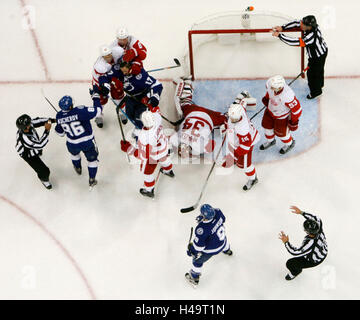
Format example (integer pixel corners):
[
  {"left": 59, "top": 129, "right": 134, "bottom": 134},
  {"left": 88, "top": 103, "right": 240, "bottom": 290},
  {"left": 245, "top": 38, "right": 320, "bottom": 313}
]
[
  {"left": 147, "top": 58, "right": 181, "bottom": 73},
  {"left": 161, "top": 115, "right": 184, "bottom": 127},
  {"left": 112, "top": 97, "right": 130, "bottom": 162},
  {"left": 110, "top": 97, "right": 140, "bottom": 129},
  {"left": 180, "top": 135, "right": 226, "bottom": 213},
  {"left": 41, "top": 89, "right": 59, "bottom": 113},
  {"left": 249, "top": 66, "right": 310, "bottom": 121}
]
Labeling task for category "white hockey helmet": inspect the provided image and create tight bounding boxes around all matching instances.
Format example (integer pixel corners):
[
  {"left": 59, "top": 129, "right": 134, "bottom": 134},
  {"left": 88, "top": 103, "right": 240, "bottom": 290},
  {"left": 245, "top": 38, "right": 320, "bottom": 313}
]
[
  {"left": 269, "top": 75, "right": 285, "bottom": 92},
  {"left": 116, "top": 27, "right": 129, "bottom": 39},
  {"left": 141, "top": 111, "right": 155, "bottom": 128},
  {"left": 228, "top": 103, "right": 244, "bottom": 122},
  {"left": 99, "top": 45, "right": 112, "bottom": 57}
]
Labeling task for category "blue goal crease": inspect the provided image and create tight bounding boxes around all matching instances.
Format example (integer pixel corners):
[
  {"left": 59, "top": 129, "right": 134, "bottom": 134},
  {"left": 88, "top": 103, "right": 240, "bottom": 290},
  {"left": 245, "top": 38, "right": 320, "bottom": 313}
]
[{"left": 192, "top": 79, "right": 320, "bottom": 164}]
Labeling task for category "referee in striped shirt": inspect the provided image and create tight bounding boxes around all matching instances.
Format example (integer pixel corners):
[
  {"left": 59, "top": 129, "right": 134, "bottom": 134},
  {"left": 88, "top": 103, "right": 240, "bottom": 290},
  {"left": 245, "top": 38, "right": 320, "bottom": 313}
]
[
  {"left": 272, "top": 15, "right": 328, "bottom": 99},
  {"left": 279, "top": 205, "right": 328, "bottom": 280},
  {"left": 15, "top": 114, "right": 55, "bottom": 189}
]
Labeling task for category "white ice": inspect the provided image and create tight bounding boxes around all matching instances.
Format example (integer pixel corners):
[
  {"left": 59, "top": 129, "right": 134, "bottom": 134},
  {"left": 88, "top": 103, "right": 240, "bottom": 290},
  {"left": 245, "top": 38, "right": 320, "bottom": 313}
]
[{"left": 0, "top": 0, "right": 359, "bottom": 299}]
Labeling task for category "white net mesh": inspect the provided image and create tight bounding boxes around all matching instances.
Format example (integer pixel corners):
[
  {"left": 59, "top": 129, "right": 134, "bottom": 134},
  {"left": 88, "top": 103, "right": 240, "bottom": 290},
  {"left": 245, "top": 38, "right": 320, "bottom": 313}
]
[{"left": 183, "top": 10, "right": 303, "bottom": 79}]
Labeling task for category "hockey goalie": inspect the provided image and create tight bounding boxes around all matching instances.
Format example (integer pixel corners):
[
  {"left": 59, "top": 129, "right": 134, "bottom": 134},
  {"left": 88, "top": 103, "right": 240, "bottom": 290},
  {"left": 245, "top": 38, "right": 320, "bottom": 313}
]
[{"left": 169, "top": 78, "right": 256, "bottom": 159}]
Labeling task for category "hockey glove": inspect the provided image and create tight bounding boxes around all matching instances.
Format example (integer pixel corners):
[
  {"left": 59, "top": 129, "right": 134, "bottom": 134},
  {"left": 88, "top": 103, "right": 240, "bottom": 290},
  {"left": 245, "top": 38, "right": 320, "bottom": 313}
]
[
  {"left": 262, "top": 95, "right": 269, "bottom": 107},
  {"left": 141, "top": 97, "right": 160, "bottom": 113},
  {"left": 120, "top": 140, "right": 131, "bottom": 153},
  {"left": 222, "top": 154, "right": 235, "bottom": 168},
  {"left": 99, "top": 83, "right": 110, "bottom": 96},
  {"left": 187, "top": 243, "right": 199, "bottom": 258},
  {"left": 123, "top": 49, "right": 136, "bottom": 62},
  {"left": 288, "top": 119, "right": 299, "bottom": 131},
  {"left": 50, "top": 118, "right": 56, "bottom": 123}
]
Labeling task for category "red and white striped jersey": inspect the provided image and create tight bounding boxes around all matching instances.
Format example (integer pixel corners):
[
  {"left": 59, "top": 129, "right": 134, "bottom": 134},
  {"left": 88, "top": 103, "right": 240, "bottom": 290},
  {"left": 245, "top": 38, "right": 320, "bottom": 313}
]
[
  {"left": 170, "top": 104, "right": 226, "bottom": 155},
  {"left": 138, "top": 112, "right": 168, "bottom": 163},
  {"left": 91, "top": 46, "right": 123, "bottom": 87},
  {"left": 264, "top": 79, "right": 302, "bottom": 121},
  {"left": 226, "top": 102, "right": 260, "bottom": 158}
]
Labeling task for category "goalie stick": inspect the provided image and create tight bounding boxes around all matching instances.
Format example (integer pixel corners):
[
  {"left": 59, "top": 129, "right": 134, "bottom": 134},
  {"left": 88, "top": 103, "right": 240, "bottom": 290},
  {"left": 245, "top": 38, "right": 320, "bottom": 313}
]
[
  {"left": 249, "top": 66, "right": 310, "bottom": 121},
  {"left": 180, "top": 135, "right": 226, "bottom": 213},
  {"left": 147, "top": 58, "right": 181, "bottom": 73}
]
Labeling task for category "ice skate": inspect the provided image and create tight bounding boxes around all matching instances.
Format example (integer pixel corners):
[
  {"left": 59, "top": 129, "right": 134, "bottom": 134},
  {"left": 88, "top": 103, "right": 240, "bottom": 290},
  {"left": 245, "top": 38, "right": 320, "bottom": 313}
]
[
  {"left": 160, "top": 168, "right": 175, "bottom": 178},
  {"left": 223, "top": 249, "right": 233, "bottom": 256},
  {"left": 140, "top": 188, "right": 154, "bottom": 198},
  {"left": 185, "top": 272, "right": 199, "bottom": 288},
  {"left": 243, "top": 176, "right": 258, "bottom": 191},
  {"left": 40, "top": 180, "right": 52, "bottom": 190},
  {"left": 285, "top": 272, "right": 298, "bottom": 281},
  {"left": 95, "top": 116, "right": 103, "bottom": 128},
  {"left": 89, "top": 178, "right": 97, "bottom": 189},
  {"left": 73, "top": 166, "right": 82, "bottom": 175},
  {"left": 259, "top": 139, "right": 276, "bottom": 150},
  {"left": 279, "top": 140, "right": 295, "bottom": 154}
]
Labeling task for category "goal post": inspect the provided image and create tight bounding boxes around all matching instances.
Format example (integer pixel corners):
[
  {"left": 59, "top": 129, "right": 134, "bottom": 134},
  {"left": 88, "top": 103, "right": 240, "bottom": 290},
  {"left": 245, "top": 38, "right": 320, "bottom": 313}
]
[{"left": 185, "top": 10, "right": 305, "bottom": 80}]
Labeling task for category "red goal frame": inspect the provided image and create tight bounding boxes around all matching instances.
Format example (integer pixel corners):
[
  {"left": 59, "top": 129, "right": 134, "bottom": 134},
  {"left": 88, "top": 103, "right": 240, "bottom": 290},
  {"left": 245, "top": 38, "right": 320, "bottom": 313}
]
[{"left": 188, "top": 28, "right": 305, "bottom": 81}]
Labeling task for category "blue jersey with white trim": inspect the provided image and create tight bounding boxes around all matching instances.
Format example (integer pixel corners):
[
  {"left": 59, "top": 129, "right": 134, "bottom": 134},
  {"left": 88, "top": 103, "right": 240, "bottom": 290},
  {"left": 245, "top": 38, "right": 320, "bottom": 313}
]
[
  {"left": 55, "top": 105, "right": 101, "bottom": 144},
  {"left": 193, "top": 209, "right": 227, "bottom": 254}
]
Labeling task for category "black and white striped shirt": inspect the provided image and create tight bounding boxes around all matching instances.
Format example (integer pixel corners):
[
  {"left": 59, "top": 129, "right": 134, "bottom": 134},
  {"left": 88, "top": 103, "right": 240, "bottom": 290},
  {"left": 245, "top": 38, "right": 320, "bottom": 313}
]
[
  {"left": 15, "top": 117, "right": 50, "bottom": 158},
  {"left": 285, "top": 212, "right": 328, "bottom": 264},
  {"left": 279, "top": 20, "right": 328, "bottom": 59}
]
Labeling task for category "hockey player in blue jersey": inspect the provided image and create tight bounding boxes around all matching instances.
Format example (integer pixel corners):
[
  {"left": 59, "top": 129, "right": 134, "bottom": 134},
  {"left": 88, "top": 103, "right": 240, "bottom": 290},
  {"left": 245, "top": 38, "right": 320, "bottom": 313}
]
[
  {"left": 55, "top": 95, "right": 102, "bottom": 188},
  {"left": 98, "top": 60, "right": 163, "bottom": 136},
  {"left": 186, "top": 204, "right": 233, "bottom": 286}
]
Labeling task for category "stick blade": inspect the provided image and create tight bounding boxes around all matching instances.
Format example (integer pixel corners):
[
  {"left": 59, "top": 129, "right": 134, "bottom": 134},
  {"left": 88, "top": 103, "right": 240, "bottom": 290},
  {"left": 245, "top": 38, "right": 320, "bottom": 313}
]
[
  {"left": 180, "top": 205, "right": 196, "bottom": 213},
  {"left": 174, "top": 58, "right": 181, "bottom": 66}
]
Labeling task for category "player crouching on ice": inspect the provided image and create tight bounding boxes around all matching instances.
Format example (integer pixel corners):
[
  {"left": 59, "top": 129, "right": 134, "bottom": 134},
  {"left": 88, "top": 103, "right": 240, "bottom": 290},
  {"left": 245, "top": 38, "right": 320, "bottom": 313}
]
[
  {"left": 170, "top": 78, "right": 227, "bottom": 159},
  {"left": 120, "top": 111, "right": 174, "bottom": 198},
  {"left": 260, "top": 75, "right": 302, "bottom": 154},
  {"left": 221, "top": 99, "right": 260, "bottom": 191},
  {"left": 186, "top": 204, "right": 232, "bottom": 287}
]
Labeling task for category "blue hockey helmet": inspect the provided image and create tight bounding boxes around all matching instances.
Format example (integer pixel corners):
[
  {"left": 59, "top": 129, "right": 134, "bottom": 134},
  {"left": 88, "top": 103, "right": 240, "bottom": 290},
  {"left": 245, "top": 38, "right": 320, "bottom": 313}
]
[
  {"left": 200, "top": 204, "right": 215, "bottom": 220},
  {"left": 58, "top": 95, "right": 73, "bottom": 111}
]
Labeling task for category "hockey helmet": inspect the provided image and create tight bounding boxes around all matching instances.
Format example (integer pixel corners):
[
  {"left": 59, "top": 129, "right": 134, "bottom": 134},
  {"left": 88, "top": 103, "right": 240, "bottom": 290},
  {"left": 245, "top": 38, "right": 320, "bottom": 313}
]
[
  {"left": 302, "top": 15, "right": 318, "bottom": 29},
  {"left": 269, "top": 75, "right": 285, "bottom": 92},
  {"left": 16, "top": 114, "right": 32, "bottom": 131},
  {"left": 228, "top": 103, "right": 244, "bottom": 122},
  {"left": 116, "top": 27, "right": 129, "bottom": 39},
  {"left": 99, "top": 45, "right": 112, "bottom": 57},
  {"left": 58, "top": 95, "right": 73, "bottom": 111},
  {"left": 303, "top": 219, "right": 320, "bottom": 235},
  {"left": 141, "top": 110, "right": 155, "bottom": 128},
  {"left": 200, "top": 204, "right": 215, "bottom": 220}
]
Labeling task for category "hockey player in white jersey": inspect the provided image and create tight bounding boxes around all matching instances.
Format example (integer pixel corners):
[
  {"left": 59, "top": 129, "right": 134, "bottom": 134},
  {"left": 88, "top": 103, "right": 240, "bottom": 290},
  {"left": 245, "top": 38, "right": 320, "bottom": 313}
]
[
  {"left": 170, "top": 78, "right": 256, "bottom": 159},
  {"left": 260, "top": 75, "right": 302, "bottom": 154},
  {"left": 110, "top": 27, "right": 147, "bottom": 75},
  {"left": 91, "top": 45, "right": 125, "bottom": 128},
  {"left": 221, "top": 100, "right": 260, "bottom": 191},
  {"left": 120, "top": 111, "right": 174, "bottom": 198}
]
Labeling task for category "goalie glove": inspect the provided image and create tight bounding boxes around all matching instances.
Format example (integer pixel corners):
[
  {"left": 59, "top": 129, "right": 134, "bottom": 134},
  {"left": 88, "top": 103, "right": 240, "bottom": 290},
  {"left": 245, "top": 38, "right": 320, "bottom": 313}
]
[{"left": 288, "top": 119, "right": 299, "bottom": 131}]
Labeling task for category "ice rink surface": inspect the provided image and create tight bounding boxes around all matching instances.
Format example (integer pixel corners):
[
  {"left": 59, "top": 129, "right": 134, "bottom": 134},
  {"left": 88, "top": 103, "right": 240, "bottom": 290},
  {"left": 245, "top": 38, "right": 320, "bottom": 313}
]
[{"left": 0, "top": 0, "right": 360, "bottom": 299}]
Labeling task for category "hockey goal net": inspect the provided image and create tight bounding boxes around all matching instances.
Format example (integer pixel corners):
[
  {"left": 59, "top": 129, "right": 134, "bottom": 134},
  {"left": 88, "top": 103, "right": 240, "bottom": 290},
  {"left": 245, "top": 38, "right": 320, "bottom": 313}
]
[{"left": 184, "top": 10, "right": 305, "bottom": 80}]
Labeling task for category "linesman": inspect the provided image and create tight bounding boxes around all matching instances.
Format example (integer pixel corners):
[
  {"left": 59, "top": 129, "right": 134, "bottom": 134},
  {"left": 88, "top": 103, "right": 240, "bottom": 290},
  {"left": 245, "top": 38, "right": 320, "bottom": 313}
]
[
  {"left": 272, "top": 15, "right": 328, "bottom": 99},
  {"left": 15, "top": 114, "right": 55, "bottom": 189},
  {"left": 279, "top": 205, "right": 328, "bottom": 280}
]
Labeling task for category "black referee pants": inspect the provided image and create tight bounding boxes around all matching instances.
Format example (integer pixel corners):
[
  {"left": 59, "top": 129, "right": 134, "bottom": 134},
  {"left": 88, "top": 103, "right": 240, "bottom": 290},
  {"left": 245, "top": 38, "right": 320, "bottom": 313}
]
[
  {"left": 286, "top": 256, "right": 324, "bottom": 276},
  {"left": 307, "top": 51, "right": 328, "bottom": 97},
  {"left": 23, "top": 155, "right": 50, "bottom": 182}
]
